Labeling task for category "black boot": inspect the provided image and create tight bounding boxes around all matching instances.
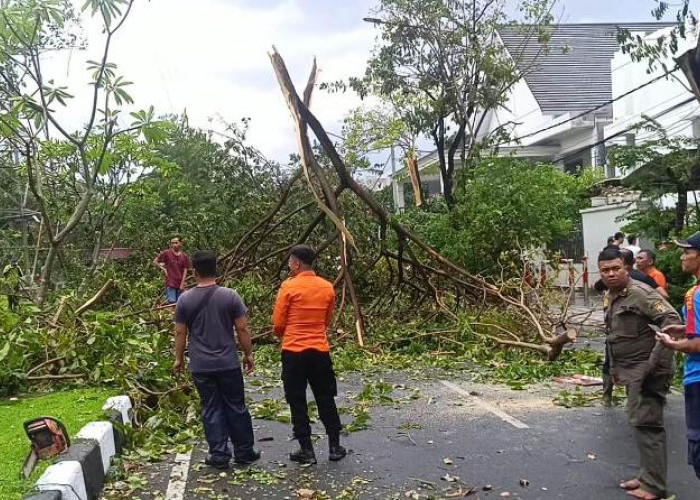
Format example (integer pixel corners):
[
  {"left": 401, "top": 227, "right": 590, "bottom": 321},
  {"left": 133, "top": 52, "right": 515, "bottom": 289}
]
[
  {"left": 328, "top": 433, "right": 347, "bottom": 461},
  {"left": 290, "top": 437, "right": 317, "bottom": 464},
  {"left": 204, "top": 455, "right": 230, "bottom": 470},
  {"left": 234, "top": 448, "right": 261, "bottom": 465}
]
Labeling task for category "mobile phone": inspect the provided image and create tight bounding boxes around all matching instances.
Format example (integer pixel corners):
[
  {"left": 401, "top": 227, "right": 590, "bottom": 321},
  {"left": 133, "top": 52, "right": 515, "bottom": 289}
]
[{"left": 648, "top": 324, "right": 661, "bottom": 333}]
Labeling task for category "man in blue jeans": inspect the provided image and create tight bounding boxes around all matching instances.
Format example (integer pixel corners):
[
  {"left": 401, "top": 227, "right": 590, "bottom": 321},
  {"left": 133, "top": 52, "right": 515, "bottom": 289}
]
[
  {"left": 174, "top": 250, "right": 259, "bottom": 470},
  {"left": 154, "top": 236, "right": 190, "bottom": 304}
]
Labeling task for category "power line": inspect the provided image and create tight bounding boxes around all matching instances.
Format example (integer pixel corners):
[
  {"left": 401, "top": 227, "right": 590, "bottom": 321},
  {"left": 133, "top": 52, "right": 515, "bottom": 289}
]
[
  {"left": 502, "top": 65, "right": 681, "bottom": 146},
  {"left": 554, "top": 97, "right": 696, "bottom": 165},
  {"left": 496, "top": 58, "right": 653, "bottom": 130},
  {"left": 553, "top": 97, "right": 698, "bottom": 163}
]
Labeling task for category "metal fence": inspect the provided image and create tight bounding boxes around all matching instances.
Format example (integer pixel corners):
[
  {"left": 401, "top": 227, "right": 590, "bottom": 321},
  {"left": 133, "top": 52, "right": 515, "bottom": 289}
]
[{"left": 549, "top": 227, "right": 584, "bottom": 262}]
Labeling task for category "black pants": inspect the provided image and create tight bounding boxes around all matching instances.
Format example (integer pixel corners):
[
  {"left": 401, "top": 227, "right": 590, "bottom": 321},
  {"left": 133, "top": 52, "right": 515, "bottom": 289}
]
[
  {"left": 192, "top": 368, "right": 255, "bottom": 462},
  {"left": 282, "top": 350, "right": 342, "bottom": 440}
]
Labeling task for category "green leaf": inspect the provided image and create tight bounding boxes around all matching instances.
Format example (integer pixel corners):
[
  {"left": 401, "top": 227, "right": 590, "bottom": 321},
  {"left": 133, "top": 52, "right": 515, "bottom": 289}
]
[{"left": 0, "top": 342, "right": 10, "bottom": 362}]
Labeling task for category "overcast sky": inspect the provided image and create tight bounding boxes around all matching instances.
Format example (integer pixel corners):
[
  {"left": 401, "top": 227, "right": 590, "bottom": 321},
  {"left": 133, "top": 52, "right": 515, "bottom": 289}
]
[{"left": 43, "top": 0, "right": 699, "bottom": 164}]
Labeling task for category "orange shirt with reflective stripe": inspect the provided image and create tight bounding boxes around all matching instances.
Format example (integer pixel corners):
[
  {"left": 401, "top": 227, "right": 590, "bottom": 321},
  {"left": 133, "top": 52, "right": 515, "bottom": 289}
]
[
  {"left": 647, "top": 267, "right": 668, "bottom": 290},
  {"left": 272, "top": 270, "right": 335, "bottom": 353}
]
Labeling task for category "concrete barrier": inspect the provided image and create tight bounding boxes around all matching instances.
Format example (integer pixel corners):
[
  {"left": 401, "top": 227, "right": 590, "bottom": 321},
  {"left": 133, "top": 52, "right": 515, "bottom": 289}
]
[{"left": 24, "top": 395, "right": 134, "bottom": 500}]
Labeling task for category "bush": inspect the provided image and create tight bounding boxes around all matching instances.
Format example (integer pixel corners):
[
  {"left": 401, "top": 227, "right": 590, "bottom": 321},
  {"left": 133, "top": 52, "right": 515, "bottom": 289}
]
[
  {"left": 397, "top": 158, "right": 597, "bottom": 277},
  {"left": 655, "top": 247, "right": 694, "bottom": 310}
]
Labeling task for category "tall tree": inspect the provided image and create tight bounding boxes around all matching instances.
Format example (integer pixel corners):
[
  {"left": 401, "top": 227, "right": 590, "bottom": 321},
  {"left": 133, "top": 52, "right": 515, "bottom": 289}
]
[
  {"left": 609, "top": 136, "right": 700, "bottom": 235},
  {"left": 354, "top": 0, "right": 555, "bottom": 209},
  {"left": 0, "top": 0, "right": 167, "bottom": 303}
]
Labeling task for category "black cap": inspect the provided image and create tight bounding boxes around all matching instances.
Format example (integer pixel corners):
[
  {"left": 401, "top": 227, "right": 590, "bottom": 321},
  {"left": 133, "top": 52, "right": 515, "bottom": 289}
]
[{"left": 675, "top": 231, "right": 700, "bottom": 250}]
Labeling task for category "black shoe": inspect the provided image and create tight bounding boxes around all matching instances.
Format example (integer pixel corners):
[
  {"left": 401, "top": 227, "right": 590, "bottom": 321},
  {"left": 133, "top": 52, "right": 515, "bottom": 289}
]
[
  {"left": 234, "top": 449, "right": 261, "bottom": 465},
  {"left": 290, "top": 447, "right": 317, "bottom": 464},
  {"left": 328, "top": 445, "right": 347, "bottom": 461},
  {"left": 204, "top": 457, "right": 230, "bottom": 470}
]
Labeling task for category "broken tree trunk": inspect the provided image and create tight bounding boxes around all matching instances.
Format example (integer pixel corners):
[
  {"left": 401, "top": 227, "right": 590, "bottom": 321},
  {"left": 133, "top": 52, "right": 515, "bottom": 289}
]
[
  {"left": 75, "top": 279, "right": 114, "bottom": 317},
  {"left": 270, "top": 52, "right": 365, "bottom": 346},
  {"left": 268, "top": 48, "right": 575, "bottom": 359}
]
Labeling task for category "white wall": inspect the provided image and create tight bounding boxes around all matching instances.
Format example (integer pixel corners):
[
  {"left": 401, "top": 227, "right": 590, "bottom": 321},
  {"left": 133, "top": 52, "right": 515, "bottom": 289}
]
[
  {"left": 607, "top": 26, "right": 700, "bottom": 147},
  {"left": 485, "top": 73, "right": 543, "bottom": 140},
  {"left": 580, "top": 202, "right": 635, "bottom": 282}
]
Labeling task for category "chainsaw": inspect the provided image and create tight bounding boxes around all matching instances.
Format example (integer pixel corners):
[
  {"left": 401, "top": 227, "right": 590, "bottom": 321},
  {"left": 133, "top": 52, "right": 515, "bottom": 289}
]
[{"left": 21, "top": 417, "right": 70, "bottom": 479}]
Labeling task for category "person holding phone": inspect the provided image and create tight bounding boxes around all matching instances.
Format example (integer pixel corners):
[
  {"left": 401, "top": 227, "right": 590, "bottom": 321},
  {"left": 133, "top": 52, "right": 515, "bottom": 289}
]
[
  {"left": 599, "top": 247, "right": 681, "bottom": 500},
  {"left": 656, "top": 232, "right": 700, "bottom": 481}
]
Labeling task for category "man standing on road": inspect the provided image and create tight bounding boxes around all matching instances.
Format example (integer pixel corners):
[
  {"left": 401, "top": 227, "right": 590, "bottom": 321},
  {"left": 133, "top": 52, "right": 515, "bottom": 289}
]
[
  {"left": 597, "top": 248, "right": 662, "bottom": 405},
  {"left": 154, "top": 236, "right": 190, "bottom": 304},
  {"left": 636, "top": 250, "right": 669, "bottom": 298},
  {"left": 174, "top": 250, "right": 259, "bottom": 470},
  {"left": 272, "top": 245, "right": 346, "bottom": 464},
  {"left": 656, "top": 232, "right": 700, "bottom": 481},
  {"left": 599, "top": 247, "right": 681, "bottom": 500}
]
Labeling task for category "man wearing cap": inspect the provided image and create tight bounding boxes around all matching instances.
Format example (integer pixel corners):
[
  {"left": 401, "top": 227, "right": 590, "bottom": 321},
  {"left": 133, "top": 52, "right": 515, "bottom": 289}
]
[
  {"left": 272, "top": 244, "right": 346, "bottom": 464},
  {"left": 657, "top": 231, "right": 700, "bottom": 481},
  {"left": 599, "top": 247, "right": 680, "bottom": 499}
]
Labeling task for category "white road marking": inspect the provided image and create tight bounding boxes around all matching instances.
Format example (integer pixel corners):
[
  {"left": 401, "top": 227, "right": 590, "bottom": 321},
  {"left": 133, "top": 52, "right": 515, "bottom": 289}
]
[
  {"left": 165, "top": 449, "right": 193, "bottom": 500},
  {"left": 440, "top": 380, "right": 529, "bottom": 429}
]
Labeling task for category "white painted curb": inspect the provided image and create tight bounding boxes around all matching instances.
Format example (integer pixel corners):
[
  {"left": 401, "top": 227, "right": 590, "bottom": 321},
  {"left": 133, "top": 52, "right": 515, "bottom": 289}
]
[
  {"left": 76, "top": 421, "right": 115, "bottom": 474},
  {"left": 102, "top": 396, "right": 133, "bottom": 426},
  {"left": 25, "top": 394, "right": 134, "bottom": 500},
  {"left": 36, "top": 461, "right": 87, "bottom": 500}
]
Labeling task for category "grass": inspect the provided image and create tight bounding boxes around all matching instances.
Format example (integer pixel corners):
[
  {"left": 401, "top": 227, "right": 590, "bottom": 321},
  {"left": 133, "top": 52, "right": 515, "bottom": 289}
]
[{"left": 0, "top": 387, "right": 115, "bottom": 499}]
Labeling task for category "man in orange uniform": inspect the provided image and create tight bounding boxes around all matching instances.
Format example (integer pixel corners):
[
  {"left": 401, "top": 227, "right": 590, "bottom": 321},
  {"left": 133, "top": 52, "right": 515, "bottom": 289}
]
[
  {"left": 636, "top": 249, "right": 668, "bottom": 298},
  {"left": 272, "top": 245, "right": 346, "bottom": 464}
]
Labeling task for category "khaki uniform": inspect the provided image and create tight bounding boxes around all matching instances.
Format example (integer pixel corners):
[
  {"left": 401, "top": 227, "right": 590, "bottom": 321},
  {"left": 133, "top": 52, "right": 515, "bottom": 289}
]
[{"left": 603, "top": 280, "right": 681, "bottom": 498}]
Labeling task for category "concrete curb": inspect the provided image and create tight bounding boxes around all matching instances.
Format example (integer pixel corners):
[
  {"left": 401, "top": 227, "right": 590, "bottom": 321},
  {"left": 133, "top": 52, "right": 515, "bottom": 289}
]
[{"left": 24, "top": 395, "right": 134, "bottom": 500}]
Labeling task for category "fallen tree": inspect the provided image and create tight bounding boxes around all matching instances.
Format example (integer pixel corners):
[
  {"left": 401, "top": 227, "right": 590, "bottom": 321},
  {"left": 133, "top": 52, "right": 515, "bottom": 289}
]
[{"left": 215, "top": 48, "right": 580, "bottom": 361}]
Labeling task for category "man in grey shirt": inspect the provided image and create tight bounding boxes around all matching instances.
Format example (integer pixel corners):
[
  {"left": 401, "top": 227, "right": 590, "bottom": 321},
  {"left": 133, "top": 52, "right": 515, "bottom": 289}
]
[{"left": 174, "top": 250, "right": 259, "bottom": 470}]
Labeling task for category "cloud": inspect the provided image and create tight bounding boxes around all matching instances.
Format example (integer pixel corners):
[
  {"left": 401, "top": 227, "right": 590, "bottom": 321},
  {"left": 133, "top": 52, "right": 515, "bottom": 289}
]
[{"left": 40, "top": 0, "right": 377, "bottom": 162}]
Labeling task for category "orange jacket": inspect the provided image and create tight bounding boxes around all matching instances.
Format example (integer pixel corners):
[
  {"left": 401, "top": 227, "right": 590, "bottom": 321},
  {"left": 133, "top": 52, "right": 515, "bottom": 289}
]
[
  {"left": 647, "top": 267, "right": 668, "bottom": 290},
  {"left": 272, "top": 271, "right": 335, "bottom": 353}
]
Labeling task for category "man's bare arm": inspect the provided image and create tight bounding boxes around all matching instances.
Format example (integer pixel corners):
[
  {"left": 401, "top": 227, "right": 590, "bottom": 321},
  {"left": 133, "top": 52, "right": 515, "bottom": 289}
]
[
  {"left": 235, "top": 316, "right": 255, "bottom": 373},
  {"left": 153, "top": 256, "right": 167, "bottom": 275},
  {"left": 657, "top": 335, "right": 700, "bottom": 354},
  {"left": 173, "top": 322, "right": 187, "bottom": 373},
  {"left": 179, "top": 269, "right": 188, "bottom": 290}
]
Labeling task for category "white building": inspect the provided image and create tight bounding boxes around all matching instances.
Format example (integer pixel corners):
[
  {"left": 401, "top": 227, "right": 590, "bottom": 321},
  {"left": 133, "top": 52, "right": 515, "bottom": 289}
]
[
  {"left": 390, "top": 22, "right": 700, "bottom": 283},
  {"left": 391, "top": 22, "right": 674, "bottom": 212},
  {"left": 582, "top": 24, "right": 700, "bottom": 281}
]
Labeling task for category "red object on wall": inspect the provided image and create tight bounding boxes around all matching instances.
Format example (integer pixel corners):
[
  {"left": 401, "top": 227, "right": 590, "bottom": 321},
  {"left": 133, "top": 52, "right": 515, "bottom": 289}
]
[{"left": 97, "top": 248, "right": 132, "bottom": 260}]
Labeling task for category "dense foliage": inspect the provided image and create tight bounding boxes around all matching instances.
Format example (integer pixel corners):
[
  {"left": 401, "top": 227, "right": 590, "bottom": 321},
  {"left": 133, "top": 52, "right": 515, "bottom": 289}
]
[
  {"left": 397, "top": 159, "right": 597, "bottom": 276},
  {"left": 0, "top": 4, "right": 605, "bottom": 481}
]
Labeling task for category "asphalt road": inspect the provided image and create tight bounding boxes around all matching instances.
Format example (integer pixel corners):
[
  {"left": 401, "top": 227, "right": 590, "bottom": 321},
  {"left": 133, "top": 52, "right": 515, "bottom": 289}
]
[{"left": 124, "top": 372, "right": 698, "bottom": 500}]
